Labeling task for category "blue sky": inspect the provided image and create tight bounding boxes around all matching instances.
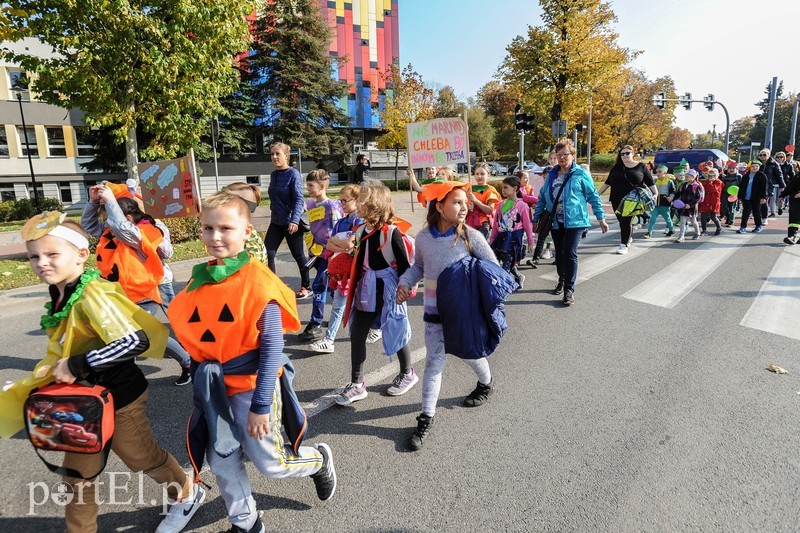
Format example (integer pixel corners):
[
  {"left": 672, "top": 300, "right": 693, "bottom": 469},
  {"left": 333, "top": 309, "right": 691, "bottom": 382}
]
[{"left": 399, "top": 0, "right": 800, "bottom": 137}]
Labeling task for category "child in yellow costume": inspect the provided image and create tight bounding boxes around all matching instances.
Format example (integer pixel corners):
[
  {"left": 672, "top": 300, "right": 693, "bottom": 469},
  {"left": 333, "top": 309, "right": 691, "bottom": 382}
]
[
  {"left": 167, "top": 192, "right": 337, "bottom": 533},
  {"left": 0, "top": 212, "right": 204, "bottom": 533}
]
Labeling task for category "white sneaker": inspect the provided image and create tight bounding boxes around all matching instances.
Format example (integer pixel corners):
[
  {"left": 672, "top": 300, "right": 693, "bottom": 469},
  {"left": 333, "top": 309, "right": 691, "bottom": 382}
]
[
  {"left": 155, "top": 484, "right": 206, "bottom": 533},
  {"left": 616, "top": 244, "right": 628, "bottom": 255},
  {"left": 386, "top": 369, "right": 419, "bottom": 396},
  {"left": 310, "top": 338, "right": 335, "bottom": 354},
  {"left": 334, "top": 382, "right": 368, "bottom": 406},
  {"left": 366, "top": 329, "right": 382, "bottom": 344},
  {"left": 541, "top": 249, "right": 552, "bottom": 259}
]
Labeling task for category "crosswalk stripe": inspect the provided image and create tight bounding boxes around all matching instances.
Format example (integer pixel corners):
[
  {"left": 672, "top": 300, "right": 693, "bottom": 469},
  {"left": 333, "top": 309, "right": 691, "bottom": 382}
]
[
  {"left": 740, "top": 244, "right": 800, "bottom": 340},
  {"left": 622, "top": 233, "right": 755, "bottom": 308},
  {"left": 539, "top": 233, "right": 668, "bottom": 283}
]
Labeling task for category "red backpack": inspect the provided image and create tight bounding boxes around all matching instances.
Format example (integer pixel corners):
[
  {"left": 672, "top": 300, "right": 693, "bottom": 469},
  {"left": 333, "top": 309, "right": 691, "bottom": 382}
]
[{"left": 24, "top": 383, "right": 115, "bottom": 479}]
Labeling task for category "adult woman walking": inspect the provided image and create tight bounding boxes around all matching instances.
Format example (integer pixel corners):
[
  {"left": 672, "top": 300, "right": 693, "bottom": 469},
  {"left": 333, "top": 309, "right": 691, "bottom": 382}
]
[
  {"left": 533, "top": 139, "right": 608, "bottom": 306},
  {"left": 597, "top": 146, "right": 657, "bottom": 255},
  {"left": 265, "top": 142, "right": 311, "bottom": 298}
]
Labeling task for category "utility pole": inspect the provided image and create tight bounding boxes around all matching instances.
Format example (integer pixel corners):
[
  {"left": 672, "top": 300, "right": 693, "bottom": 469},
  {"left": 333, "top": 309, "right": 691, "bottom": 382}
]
[
  {"left": 765, "top": 76, "right": 779, "bottom": 151},
  {"left": 14, "top": 87, "right": 39, "bottom": 212},
  {"left": 790, "top": 99, "right": 799, "bottom": 147},
  {"left": 587, "top": 96, "right": 593, "bottom": 169}
]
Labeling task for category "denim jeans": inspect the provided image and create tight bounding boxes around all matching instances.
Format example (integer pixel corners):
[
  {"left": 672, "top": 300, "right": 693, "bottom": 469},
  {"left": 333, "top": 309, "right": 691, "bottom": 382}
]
[
  {"left": 325, "top": 290, "right": 347, "bottom": 341},
  {"left": 309, "top": 257, "right": 329, "bottom": 326},
  {"left": 550, "top": 227, "right": 585, "bottom": 292}
]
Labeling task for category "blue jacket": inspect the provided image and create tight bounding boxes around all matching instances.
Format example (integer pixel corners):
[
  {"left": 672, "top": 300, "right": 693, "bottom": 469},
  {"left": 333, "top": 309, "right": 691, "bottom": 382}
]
[
  {"left": 268, "top": 167, "right": 305, "bottom": 226},
  {"left": 436, "top": 256, "right": 516, "bottom": 359},
  {"left": 533, "top": 162, "right": 605, "bottom": 229}
]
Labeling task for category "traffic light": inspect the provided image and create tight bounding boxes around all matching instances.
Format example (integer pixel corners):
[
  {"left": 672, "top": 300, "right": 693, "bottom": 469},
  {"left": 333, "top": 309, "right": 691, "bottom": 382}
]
[
  {"left": 681, "top": 92, "right": 692, "bottom": 110},
  {"left": 515, "top": 104, "right": 524, "bottom": 131},
  {"left": 576, "top": 124, "right": 585, "bottom": 133},
  {"left": 653, "top": 92, "right": 666, "bottom": 109},
  {"left": 703, "top": 93, "right": 715, "bottom": 111},
  {"left": 521, "top": 113, "right": 536, "bottom": 132}
]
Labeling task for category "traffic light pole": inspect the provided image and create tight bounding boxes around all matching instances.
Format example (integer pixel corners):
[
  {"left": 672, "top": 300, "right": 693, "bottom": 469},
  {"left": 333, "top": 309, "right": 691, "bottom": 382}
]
[
  {"left": 653, "top": 96, "right": 730, "bottom": 155},
  {"left": 519, "top": 131, "right": 525, "bottom": 169}
]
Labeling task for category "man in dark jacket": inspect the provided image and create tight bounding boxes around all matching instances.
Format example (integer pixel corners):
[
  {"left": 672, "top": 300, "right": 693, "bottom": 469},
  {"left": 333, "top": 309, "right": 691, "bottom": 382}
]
[
  {"left": 351, "top": 154, "right": 370, "bottom": 184},
  {"left": 737, "top": 160, "right": 769, "bottom": 233},
  {"left": 757, "top": 149, "right": 784, "bottom": 219}
]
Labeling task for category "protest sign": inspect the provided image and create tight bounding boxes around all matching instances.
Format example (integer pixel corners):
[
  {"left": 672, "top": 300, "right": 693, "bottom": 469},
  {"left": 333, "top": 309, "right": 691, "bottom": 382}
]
[
  {"left": 137, "top": 150, "right": 201, "bottom": 218},
  {"left": 405, "top": 118, "right": 469, "bottom": 169}
]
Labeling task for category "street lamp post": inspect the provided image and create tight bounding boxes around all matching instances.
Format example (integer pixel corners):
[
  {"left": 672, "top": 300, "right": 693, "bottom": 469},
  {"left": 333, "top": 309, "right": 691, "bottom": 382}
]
[{"left": 13, "top": 85, "right": 40, "bottom": 212}]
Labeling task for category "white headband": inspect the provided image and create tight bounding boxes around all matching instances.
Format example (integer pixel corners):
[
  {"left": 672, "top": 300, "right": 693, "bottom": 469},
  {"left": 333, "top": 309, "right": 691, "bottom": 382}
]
[{"left": 48, "top": 225, "right": 90, "bottom": 250}]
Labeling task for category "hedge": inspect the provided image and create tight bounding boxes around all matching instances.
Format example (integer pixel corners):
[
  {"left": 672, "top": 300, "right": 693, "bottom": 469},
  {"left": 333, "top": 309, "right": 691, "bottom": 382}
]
[{"left": 0, "top": 198, "right": 64, "bottom": 222}]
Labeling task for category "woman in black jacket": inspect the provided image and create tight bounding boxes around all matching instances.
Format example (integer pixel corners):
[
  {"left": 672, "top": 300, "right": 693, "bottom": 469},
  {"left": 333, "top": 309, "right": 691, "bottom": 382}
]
[
  {"left": 776, "top": 151, "right": 795, "bottom": 214},
  {"left": 756, "top": 149, "right": 784, "bottom": 220},
  {"left": 737, "top": 160, "right": 769, "bottom": 233},
  {"left": 596, "top": 145, "right": 657, "bottom": 255}
]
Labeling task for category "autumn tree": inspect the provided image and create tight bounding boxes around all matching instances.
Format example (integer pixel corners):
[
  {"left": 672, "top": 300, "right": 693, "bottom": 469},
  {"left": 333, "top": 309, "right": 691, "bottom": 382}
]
[
  {"left": 433, "top": 86, "right": 466, "bottom": 119},
  {"left": 729, "top": 116, "right": 757, "bottom": 156},
  {"left": 500, "top": 0, "right": 635, "bottom": 154},
  {"left": 664, "top": 127, "right": 692, "bottom": 150},
  {"left": 246, "top": 0, "right": 350, "bottom": 162},
  {"left": 476, "top": 81, "right": 522, "bottom": 157},
  {"left": 3, "top": 0, "right": 253, "bottom": 181},
  {"left": 377, "top": 63, "right": 435, "bottom": 186},
  {"left": 465, "top": 102, "right": 495, "bottom": 161}
]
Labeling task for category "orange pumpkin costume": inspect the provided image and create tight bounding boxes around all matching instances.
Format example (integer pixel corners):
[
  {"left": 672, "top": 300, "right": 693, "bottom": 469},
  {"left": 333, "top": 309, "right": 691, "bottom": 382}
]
[
  {"left": 96, "top": 223, "right": 164, "bottom": 304},
  {"left": 469, "top": 185, "right": 501, "bottom": 226},
  {"left": 168, "top": 256, "right": 300, "bottom": 396}
]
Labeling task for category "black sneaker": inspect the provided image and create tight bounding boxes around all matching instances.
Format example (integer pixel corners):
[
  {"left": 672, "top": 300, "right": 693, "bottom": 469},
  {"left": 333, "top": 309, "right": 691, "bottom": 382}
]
[
  {"left": 563, "top": 290, "right": 575, "bottom": 306},
  {"left": 298, "top": 323, "right": 323, "bottom": 342},
  {"left": 407, "top": 413, "right": 434, "bottom": 451},
  {"left": 175, "top": 367, "right": 192, "bottom": 386},
  {"left": 784, "top": 235, "right": 798, "bottom": 245},
  {"left": 514, "top": 273, "right": 525, "bottom": 291},
  {"left": 525, "top": 259, "right": 537, "bottom": 269},
  {"left": 463, "top": 380, "right": 492, "bottom": 407},
  {"left": 666, "top": 230, "right": 675, "bottom": 237},
  {"left": 311, "top": 443, "right": 336, "bottom": 501},
  {"left": 778, "top": 208, "right": 783, "bottom": 216},
  {"left": 226, "top": 519, "right": 265, "bottom": 533},
  {"left": 553, "top": 281, "right": 564, "bottom": 295}
]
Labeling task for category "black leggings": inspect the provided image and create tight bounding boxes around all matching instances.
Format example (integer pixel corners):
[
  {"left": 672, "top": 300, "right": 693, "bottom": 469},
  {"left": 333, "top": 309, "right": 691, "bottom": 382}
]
[
  {"left": 264, "top": 223, "right": 310, "bottom": 289},
  {"left": 614, "top": 212, "right": 633, "bottom": 244},
  {"left": 349, "top": 280, "right": 411, "bottom": 383}
]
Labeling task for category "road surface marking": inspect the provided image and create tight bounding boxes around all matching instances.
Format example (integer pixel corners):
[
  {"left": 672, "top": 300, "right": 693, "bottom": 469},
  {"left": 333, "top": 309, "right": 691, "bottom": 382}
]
[
  {"left": 622, "top": 232, "right": 754, "bottom": 308},
  {"left": 740, "top": 244, "right": 800, "bottom": 340}
]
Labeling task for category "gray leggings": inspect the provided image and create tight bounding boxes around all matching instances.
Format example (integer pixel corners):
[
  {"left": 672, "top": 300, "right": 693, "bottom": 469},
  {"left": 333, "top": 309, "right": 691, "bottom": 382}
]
[
  {"left": 138, "top": 301, "right": 191, "bottom": 368},
  {"left": 700, "top": 213, "right": 720, "bottom": 232}
]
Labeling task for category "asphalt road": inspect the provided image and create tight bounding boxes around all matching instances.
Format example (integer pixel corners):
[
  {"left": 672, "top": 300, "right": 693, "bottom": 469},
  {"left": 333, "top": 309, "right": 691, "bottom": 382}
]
[{"left": 1, "top": 215, "right": 800, "bottom": 532}]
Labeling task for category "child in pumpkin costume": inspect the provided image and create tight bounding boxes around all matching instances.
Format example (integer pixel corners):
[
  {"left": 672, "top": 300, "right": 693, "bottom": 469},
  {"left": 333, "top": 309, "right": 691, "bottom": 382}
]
[
  {"left": 168, "top": 193, "right": 336, "bottom": 533},
  {"left": 467, "top": 163, "right": 501, "bottom": 240},
  {"left": 0, "top": 212, "right": 202, "bottom": 533},
  {"left": 82, "top": 181, "right": 192, "bottom": 386}
]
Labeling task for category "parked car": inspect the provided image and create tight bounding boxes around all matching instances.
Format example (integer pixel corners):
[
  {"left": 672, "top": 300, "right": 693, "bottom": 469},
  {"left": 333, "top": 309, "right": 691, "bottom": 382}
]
[
  {"left": 486, "top": 162, "right": 508, "bottom": 176},
  {"left": 653, "top": 149, "right": 729, "bottom": 173}
]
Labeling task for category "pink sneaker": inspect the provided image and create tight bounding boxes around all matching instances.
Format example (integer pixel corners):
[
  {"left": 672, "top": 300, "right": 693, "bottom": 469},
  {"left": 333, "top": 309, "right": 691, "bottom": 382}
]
[
  {"left": 334, "top": 382, "right": 367, "bottom": 406},
  {"left": 387, "top": 369, "right": 419, "bottom": 396}
]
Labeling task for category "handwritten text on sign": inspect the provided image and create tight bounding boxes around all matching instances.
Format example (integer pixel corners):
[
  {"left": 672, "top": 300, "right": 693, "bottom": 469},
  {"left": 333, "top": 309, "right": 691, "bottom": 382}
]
[{"left": 406, "top": 118, "right": 469, "bottom": 169}]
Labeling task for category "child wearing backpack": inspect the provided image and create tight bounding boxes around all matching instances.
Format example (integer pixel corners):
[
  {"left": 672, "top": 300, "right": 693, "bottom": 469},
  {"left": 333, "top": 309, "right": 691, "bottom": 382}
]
[
  {"left": 82, "top": 182, "right": 193, "bottom": 386},
  {"left": 397, "top": 181, "right": 500, "bottom": 450},
  {"left": 673, "top": 169, "right": 705, "bottom": 243},
  {"left": 489, "top": 175, "right": 535, "bottom": 290},
  {"left": 226, "top": 182, "right": 269, "bottom": 266},
  {"left": 309, "top": 184, "right": 363, "bottom": 353},
  {"left": 297, "top": 170, "right": 343, "bottom": 343},
  {"left": 0, "top": 212, "right": 203, "bottom": 533},
  {"left": 335, "top": 180, "right": 418, "bottom": 405}
]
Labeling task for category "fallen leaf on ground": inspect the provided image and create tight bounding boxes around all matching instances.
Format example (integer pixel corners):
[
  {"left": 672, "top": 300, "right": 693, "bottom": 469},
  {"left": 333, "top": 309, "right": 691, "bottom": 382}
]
[
  {"left": 1, "top": 272, "right": 11, "bottom": 276},
  {"left": 767, "top": 364, "right": 788, "bottom": 374}
]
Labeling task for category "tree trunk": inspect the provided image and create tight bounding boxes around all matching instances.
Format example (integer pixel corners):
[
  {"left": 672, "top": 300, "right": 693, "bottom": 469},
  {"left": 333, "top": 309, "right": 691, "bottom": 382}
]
[
  {"left": 125, "top": 100, "right": 139, "bottom": 183},
  {"left": 394, "top": 148, "right": 400, "bottom": 190}
]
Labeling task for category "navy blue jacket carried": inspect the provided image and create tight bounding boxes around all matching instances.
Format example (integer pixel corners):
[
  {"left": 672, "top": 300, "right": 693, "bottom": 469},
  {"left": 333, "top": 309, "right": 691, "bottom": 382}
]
[{"left": 436, "top": 256, "right": 517, "bottom": 359}]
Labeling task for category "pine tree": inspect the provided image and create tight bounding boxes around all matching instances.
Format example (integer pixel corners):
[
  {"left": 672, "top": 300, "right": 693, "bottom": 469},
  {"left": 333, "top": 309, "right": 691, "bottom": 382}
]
[{"left": 246, "top": 0, "right": 350, "bottom": 162}]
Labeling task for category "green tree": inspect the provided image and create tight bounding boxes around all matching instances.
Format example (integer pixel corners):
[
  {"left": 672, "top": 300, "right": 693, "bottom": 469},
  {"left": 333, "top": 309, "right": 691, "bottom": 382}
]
[
  {"left": 729, "top": 116, "right": 757, "bottom": 157},
  {"left": 246, "top": 0, "right": 350, "bottom": 162},
  {"left": 476, "top": 81, "right": 521, "bottom": 157},
  {"left": 434, "top": 86, "right": 466, "bottom": 119},
  {"left": 376, "top": 63, "right": 435, "bottom": 186},
  {"left": 500, "top": 0, "right": 635, "bottom": 155},
  {"left": 749, "top": 82, "right": 799, "bottom": 153},
  {"left": 3, "top": 0, "right": 253, "bottom": 181},
  {"left": 466, "top": 102, "right": 495, "bottom": 161}
]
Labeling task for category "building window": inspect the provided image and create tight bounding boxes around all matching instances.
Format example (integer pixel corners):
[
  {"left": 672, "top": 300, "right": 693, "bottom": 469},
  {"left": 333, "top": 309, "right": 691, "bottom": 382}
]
[
  {"left": 75, "top": 126, "right": 96, "bottom": 157},
  {"left": 59, "top": 182, "right": 73, "bottom": 203},
  {"left": 8, "top": 69, "right": 30, "bottom": 101},
  {"left": 0, "top": 128, "right": 8, "bottom": 158},
  {"left": 246, "top": 175, "right": 260, "bottom": 185},
  {"left": 16, "top": 126, "right": 38, "bottom": 157},
  {"left": 46, "top": 127, "right": 67, "bottom": 157},
  {"left": 0, "top": 190, "right": 14, "bottom": 201}
]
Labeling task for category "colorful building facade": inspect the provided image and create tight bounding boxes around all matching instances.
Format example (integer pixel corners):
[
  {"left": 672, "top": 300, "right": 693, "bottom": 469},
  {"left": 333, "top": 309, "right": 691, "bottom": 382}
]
[{"left": 318, "top": 0, "right": 399, "bottom": 130}]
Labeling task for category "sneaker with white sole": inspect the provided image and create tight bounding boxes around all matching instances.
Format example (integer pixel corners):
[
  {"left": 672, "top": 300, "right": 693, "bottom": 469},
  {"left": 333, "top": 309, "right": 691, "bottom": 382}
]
[
  {"left": 334, "top": 382, "right": 368, "bottom": 405},
  {"left": 309, "top": 338, "right": 335, "bottom": 354},
  {"left": 386, "top": 369, "right": 419, "bottom": 396},
  {"left": 311, "top": 443, "right": 337, "bottom": 501},
  {"left": 616, "top": 244, "right": 628, "bottom": 255},
  {"left": 155, "top": 484, "right": 206, "bottom": 533},
  {"left": 366, "top": 328, "right": 382, "bottom": 344}
]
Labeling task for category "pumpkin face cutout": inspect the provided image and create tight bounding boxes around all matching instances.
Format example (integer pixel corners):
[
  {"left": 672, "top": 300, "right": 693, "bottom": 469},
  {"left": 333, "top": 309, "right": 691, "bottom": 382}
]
[
  {"left": 187, "top": 303, "right": 235, "bottom": 343},
  {"left": 95, "top": 226, "right": 164, "bottom": 304}
]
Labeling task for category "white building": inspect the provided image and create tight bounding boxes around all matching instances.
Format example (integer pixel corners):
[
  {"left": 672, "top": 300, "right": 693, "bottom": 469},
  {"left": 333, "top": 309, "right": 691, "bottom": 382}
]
[{"left": 0, "top": 38, "right": 104, "bottom": 208}]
